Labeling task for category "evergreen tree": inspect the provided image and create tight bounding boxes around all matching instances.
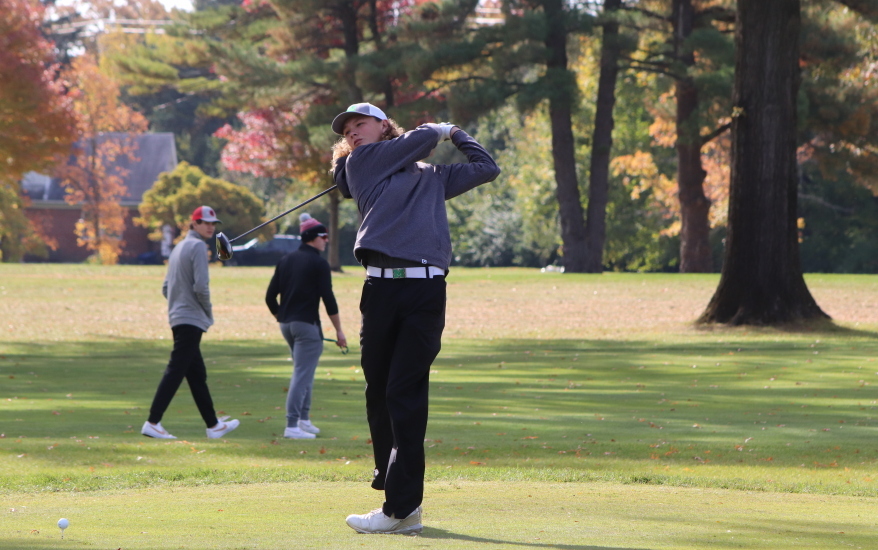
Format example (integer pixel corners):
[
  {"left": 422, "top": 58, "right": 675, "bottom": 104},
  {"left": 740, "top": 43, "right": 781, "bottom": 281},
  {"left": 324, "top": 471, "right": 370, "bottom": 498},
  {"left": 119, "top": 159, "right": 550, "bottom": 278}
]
[
  {"left": 621, "top": 0, "right": 735, "bottom": 273},
  {"left": 583, "top": 0, "right": 624, "bottom": 272}
]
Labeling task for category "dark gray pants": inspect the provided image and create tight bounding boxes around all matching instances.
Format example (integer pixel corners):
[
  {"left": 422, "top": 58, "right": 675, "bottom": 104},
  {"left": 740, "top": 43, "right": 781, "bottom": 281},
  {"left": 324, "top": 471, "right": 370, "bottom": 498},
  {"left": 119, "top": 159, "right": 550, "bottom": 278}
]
[{"left": 359, "top": 276, "right": 446, "bottom": 519}]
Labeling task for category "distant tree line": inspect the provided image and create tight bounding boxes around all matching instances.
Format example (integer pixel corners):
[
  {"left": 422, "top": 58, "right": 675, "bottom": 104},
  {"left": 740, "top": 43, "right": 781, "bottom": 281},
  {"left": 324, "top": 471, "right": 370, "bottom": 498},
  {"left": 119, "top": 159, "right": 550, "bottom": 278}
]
[{"left": 2, "top": 2, "right": 877, "bottom": 294}]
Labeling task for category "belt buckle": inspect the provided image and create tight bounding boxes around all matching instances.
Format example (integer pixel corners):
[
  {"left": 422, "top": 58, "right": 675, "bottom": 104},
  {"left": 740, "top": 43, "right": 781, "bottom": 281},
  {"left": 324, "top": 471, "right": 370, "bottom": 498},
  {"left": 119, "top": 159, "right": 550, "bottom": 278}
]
[{"left": 392, "top": 268, "right": 406, "bottom": 279}]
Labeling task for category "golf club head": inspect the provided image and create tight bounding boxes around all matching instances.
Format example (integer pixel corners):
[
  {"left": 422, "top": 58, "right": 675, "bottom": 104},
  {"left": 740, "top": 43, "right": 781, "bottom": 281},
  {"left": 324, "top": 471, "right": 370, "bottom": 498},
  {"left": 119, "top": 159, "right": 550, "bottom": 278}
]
[{"left": 216, "top": 232, "right": 233, "bottom": 261}]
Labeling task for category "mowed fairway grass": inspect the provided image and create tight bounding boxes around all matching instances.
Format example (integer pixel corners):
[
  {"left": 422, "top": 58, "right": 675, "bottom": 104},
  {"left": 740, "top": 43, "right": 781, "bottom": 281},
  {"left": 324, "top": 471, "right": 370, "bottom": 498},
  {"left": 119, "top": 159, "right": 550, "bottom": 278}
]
[{"left": 1, "top": 264, "right": 877, "bottom": 549}]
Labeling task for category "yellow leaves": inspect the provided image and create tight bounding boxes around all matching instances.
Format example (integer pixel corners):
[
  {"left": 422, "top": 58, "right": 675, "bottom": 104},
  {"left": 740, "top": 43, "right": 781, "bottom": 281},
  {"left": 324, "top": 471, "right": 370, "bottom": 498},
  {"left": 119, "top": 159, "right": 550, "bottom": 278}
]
[
  {"left": 649, "top": 117, "right": 677, "bottom": 148},
  {"left": 611, "top": 151, "right": 679, "bottom": 235}
]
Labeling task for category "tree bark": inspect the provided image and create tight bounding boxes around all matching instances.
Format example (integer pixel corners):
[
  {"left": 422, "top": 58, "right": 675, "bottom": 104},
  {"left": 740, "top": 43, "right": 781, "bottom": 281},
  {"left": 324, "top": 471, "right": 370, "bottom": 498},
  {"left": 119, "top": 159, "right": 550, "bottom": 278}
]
[
  {"left": 336, "top": 0, "right": 364, "bottom": 104},
  {"left": 673, "top": 0, "right": 713, "bottom": 273},
  {"left": 699, "top": 0, "right": 828, "bottom": 325},
  {"left": 583, "top": 0, "right": 622, "bottom": 273},
  {"left": 543, "top": 0, "right": 588, "bottom": 272}
]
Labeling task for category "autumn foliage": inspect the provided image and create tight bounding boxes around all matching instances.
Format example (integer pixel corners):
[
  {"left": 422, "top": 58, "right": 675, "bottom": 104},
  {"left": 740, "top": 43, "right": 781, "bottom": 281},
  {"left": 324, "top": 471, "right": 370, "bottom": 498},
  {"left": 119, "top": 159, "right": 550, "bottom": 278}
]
[
  {"left": 58, "top": 54, "right": 149, "bottom": 265},
  {"left": 137, "top": 162, "right": 270, "bottom": 252},
  {"left": 215, "top": 107, "right": 328, "bottom": 182},
  {"left": 0, "top": 0, "right": 77, "bottom": 180},
  {"left": 0, "top": 0, "right": 77, "bottom": 262}
]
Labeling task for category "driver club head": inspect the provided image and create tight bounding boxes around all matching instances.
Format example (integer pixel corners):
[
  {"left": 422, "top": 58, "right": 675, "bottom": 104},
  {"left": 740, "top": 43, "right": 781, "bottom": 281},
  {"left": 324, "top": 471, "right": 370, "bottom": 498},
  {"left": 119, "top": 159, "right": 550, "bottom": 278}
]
[{"left": 216, "top": 232, "right": 233, "bottom": 261}]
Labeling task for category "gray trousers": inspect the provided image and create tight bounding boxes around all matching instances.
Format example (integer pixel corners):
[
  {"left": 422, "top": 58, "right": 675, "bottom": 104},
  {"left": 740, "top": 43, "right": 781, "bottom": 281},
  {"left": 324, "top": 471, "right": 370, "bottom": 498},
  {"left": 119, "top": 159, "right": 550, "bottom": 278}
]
[{"left": 280, "top": 321, "right": 323, "bottom": 427}]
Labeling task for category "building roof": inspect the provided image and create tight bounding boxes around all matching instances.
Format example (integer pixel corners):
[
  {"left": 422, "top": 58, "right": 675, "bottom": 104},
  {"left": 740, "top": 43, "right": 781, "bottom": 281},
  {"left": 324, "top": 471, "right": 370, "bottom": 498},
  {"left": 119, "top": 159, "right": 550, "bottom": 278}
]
[{"left": 22, "top": 132, "right": 178, "bottom": 206}]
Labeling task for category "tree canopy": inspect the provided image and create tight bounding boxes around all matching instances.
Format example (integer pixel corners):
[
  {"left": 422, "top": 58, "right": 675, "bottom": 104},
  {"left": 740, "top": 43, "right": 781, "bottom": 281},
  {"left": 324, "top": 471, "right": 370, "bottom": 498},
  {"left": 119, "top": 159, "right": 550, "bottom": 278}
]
[{"left": 137, "top": 161, "right": 271, "bottom": 254}]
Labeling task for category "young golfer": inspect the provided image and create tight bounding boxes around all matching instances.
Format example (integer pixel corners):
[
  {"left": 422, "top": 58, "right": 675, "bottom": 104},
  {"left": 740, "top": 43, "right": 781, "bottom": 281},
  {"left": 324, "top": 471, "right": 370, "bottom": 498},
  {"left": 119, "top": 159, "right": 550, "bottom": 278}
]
[
  {"left": 142, "top": 206, "right": 239, "bottom": 440},
  {"left": 265, "top": 213, "right": 347, "bottom": 439},
  {"left": 330, "top": 103, "right": 500, "bottom": 534}
]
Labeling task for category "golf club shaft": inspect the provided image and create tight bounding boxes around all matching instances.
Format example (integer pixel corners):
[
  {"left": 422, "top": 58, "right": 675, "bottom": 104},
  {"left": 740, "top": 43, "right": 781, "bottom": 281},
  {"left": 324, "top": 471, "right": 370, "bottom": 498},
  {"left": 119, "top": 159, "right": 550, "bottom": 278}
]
[{"left": 229, "top": 185, "right": 337, "bottom": 244}]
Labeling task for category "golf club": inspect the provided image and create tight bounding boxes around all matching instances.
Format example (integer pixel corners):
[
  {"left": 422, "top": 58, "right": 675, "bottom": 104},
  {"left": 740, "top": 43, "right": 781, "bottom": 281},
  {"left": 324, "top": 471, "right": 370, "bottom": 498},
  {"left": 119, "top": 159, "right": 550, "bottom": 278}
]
[
  {"left": 216, "top": 185, "right": 337, "bottom": 261},
  {"left": 323, "top": 338, "right": 349, "bottom": 355}
]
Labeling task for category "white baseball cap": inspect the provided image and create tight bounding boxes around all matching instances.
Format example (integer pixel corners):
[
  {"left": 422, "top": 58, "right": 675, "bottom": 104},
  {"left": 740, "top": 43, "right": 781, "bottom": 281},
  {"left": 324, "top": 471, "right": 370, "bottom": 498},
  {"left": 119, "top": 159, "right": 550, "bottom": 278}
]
[{"left": 331, "top": 103, "right": 388, "bottom": 135}]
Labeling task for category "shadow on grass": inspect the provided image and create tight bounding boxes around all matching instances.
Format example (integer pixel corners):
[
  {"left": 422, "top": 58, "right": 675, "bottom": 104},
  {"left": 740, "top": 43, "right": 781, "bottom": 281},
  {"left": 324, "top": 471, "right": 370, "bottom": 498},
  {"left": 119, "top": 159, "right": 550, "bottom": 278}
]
[
  {"left": 420, "top": 527, "right": 648, "bottom": 550},
  {"left": 693, "top": 317, "right": 878, "bottom": 339}
]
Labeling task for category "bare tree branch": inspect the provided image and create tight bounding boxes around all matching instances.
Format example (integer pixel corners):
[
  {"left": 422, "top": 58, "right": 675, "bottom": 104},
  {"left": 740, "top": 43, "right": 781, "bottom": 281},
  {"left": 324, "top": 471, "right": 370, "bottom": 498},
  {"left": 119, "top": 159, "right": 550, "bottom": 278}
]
[{"left": 701, "top": 122, "right": 732, "bottom": 145}]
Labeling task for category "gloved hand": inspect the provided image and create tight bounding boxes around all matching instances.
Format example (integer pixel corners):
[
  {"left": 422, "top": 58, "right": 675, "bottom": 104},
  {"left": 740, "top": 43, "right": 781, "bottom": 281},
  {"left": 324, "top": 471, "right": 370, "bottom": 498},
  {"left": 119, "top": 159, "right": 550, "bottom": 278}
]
[{"left": 437, "top": 122, "right": 457, "bottom": 142}]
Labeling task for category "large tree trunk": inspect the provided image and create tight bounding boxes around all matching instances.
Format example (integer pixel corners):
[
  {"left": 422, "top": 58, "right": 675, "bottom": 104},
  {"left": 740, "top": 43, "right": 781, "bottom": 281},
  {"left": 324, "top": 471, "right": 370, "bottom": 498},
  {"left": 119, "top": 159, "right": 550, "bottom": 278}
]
[
  {"left": 544, "top": 0, "right": 588, "bottom": 272},
  {"left": 337, "top": 0, "right": 364, "bottom": 104},
  {"left": 583, "top": 0, "right": 622, "bottom": 273},
  {"left": 673, "top": 0, "right": 712, "bottom": 273},
  {"left": 699, "top": 0, "right": 827, "bottom": 325}
]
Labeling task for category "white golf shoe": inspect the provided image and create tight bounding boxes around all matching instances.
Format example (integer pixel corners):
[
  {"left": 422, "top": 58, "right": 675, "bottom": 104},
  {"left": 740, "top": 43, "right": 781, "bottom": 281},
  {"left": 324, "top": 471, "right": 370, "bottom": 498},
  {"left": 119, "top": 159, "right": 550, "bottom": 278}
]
[
  {"left": 206, "top": 418, "right": 239, "bottom": 439},
  {"left": 283, "top": 426, "right": 316, "bottom": 439},
  {"left": 345, "top": 506, "right": 423, "bottom": 535},
  {"left": 141, "top": 421, "right": 176, "bottom": 439},
  {"left": 298, "top": 419, "right": 320, "bottom": 434}
]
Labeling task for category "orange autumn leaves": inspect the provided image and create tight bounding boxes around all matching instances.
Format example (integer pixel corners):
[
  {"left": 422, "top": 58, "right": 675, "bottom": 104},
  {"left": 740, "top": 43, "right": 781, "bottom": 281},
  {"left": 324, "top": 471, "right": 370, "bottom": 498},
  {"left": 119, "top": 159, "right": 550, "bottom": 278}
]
[
  {"left": 58, "top": 53, "right": 149, "bottom": 264},
  {"left": 611, "top": 89, "right": 731, "bottom": 238}
]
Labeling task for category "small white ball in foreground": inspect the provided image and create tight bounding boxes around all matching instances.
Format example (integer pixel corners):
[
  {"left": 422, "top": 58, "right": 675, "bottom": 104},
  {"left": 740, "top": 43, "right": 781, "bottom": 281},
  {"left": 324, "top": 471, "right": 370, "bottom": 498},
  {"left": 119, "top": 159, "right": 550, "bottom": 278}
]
[{"left": 58, "top": 518, "right": 69, "bottom": 529}]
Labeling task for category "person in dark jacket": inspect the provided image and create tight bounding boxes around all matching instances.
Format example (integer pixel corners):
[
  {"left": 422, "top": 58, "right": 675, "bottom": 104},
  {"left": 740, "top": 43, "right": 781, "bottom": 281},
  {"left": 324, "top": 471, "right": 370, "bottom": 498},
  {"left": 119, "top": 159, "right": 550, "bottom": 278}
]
[
  {"left": 143, "top": 205, "right": 240, "bottom": 440},
  {"left": 265, "top": 214, "right": 347, "bottom": 439},
  {"left": 330, "top": 103, "right": 500, "bottom": 535}
]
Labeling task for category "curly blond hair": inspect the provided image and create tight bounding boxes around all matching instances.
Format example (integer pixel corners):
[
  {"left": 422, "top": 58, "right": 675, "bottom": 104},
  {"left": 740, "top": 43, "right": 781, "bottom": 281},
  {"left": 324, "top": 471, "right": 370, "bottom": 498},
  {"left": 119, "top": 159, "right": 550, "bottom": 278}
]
[{"left": 330, "top": 117, "right": 405, "bottom": 171}]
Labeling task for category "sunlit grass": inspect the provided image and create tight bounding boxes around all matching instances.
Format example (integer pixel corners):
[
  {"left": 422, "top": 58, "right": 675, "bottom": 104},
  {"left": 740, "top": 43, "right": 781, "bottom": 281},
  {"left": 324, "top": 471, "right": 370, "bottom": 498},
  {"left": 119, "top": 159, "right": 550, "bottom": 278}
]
[
  {"left": 2, "top": 265, "right": 878, "bottom": 499},
  {"left": 2, "top": 265, "right": 878, "bottom": 548}
]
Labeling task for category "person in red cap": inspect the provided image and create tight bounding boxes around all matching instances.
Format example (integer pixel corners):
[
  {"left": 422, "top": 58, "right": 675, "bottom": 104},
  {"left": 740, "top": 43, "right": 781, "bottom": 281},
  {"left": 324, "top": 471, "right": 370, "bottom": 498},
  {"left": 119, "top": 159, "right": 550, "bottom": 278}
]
[
  {"left": 142, "top": 205, "right": 240, "bottom": 440},
  {"left": 265, "top": 213, "right": 347, "bottom": 439}
]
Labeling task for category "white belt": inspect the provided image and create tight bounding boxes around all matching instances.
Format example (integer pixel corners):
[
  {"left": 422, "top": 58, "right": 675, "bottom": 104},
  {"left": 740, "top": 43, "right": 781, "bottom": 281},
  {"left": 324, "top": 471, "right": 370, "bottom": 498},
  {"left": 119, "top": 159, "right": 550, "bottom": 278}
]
[{"left": 366, "top": 266, "right": 445, "bottom": 279}]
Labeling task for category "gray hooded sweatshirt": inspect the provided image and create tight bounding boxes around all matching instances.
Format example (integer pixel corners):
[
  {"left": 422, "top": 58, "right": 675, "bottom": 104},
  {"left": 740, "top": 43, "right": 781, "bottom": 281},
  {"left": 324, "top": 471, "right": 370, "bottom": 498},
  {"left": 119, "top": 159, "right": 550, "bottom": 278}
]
[
  {"left": 333, "top": 123, "right": 500, "bottom": 270},
  {"left": 162, "top": 230, "right": 213, "bottom": 331}
]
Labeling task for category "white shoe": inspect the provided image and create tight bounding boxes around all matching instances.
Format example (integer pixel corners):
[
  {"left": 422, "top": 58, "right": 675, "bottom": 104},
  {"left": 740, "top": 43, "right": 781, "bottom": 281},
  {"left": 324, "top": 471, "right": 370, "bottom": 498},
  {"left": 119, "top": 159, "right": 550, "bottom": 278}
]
[
  {"left": 345, "top": 506, "right": 422, "bottom": 535},
  {"left": 298, "top": 419, "right": 320, "bottom": 434},
  {"left": 141, "top": 421, "right": 176, "bottom": 439},
  {"left": 284, "top": 426, "right": 316, "bottom": 439},
  {"left": 206, "top": 418, "right": 239, "bottom": 439}
]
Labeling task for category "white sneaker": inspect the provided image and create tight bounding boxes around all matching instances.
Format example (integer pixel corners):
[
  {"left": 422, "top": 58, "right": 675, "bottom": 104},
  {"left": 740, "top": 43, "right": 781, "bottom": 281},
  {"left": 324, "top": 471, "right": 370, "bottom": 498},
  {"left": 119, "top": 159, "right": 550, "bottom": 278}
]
[
  {"left": 298, "top": 419, "right": 320, "bottom": 434},
  {"left": 345, "top": 506, "right": 423, "bottom": 535},
  {"left": 206, "top": 418, "right": 239, "bottom": 439},
  {"left": 283, "top": 426, "right": 316, "bottom": 439},
  {"left": 141, "top": 421, "right": 176, "bottom": 439}
]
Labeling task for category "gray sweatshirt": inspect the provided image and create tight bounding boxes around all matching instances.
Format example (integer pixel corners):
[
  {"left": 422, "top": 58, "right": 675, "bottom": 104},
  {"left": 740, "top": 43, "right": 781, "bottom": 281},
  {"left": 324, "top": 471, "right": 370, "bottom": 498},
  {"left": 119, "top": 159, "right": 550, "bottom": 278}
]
[
  {"left": 333, "top": 124, "right": 501, "bottom": 270},
  {"left": 162, "top": 230, "right": 213, "bottom": 331}
]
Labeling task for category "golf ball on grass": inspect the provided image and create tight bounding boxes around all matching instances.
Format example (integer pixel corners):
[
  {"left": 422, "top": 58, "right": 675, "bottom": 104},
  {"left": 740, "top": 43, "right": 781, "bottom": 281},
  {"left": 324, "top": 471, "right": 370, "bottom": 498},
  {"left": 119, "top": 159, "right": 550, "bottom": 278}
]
[{"left": 58, "top": 518, "right": 69, "bottom": 529}]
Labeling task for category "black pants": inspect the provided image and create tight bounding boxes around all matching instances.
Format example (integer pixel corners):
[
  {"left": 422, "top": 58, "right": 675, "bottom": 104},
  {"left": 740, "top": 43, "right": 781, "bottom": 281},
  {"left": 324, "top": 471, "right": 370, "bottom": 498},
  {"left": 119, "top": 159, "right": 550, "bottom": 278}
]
[
  {"left": 148, "top": 324, "right": 218, "bottom": 427},
  {"left": 359, "top": 276, "right": 446, "bottom": 519}
]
